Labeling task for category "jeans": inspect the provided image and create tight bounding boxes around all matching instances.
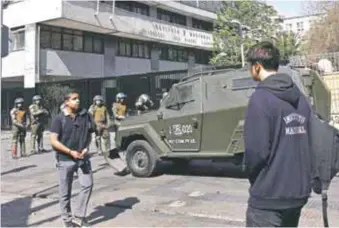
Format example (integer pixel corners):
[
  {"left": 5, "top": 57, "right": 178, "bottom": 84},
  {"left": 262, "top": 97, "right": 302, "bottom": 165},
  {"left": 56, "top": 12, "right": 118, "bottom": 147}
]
[
  {"left": 56, "top": 159, "right": 93, "bottom": 222},
  {"left": 246, "top": 205, "right": 303, "bottom": 227}
]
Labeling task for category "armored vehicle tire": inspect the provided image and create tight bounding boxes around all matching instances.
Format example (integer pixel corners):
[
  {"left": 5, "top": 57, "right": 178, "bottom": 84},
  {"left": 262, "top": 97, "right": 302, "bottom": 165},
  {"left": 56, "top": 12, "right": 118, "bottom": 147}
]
[{"left": 125, "top": 140, "right": 159, "bottom": 177}]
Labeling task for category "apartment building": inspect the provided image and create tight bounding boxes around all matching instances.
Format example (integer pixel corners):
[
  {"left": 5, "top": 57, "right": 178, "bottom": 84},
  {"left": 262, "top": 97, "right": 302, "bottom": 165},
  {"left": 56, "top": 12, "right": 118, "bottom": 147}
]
[
  {"left": 1, "top": 0, "right": 219, "bottom": 127},
  {"left": 282, "top": 14, "right": 323, "bottom": 38}
]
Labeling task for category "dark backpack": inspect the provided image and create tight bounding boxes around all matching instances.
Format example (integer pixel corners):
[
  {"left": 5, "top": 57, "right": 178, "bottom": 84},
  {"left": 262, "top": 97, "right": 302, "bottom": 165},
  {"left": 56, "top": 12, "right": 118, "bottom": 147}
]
[{"left": 309, "top": 113, "right": 339, "bottom": 227}]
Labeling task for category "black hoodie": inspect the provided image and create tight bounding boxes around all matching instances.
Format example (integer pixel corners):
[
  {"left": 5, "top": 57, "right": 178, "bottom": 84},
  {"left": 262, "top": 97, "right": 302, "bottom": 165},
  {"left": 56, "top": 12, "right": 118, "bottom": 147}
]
[{"left": 244, "top": 73, "right": 312, "bottom": 209}]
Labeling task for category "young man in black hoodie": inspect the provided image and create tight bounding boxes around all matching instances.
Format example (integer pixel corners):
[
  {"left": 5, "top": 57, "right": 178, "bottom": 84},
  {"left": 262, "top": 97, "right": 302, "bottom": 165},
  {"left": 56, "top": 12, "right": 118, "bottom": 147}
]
[{"left": 244, "top": 41, "right": 312, "bottom": 227}]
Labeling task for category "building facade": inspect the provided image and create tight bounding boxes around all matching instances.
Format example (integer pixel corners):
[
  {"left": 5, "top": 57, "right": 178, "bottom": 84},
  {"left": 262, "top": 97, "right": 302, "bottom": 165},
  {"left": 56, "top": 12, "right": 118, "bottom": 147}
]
[
  {"left": 282, "top": 14, "right": 323, "bottom": 38},
  {"left": 1, "top": 0, "right": 219, "bottom": 127}
]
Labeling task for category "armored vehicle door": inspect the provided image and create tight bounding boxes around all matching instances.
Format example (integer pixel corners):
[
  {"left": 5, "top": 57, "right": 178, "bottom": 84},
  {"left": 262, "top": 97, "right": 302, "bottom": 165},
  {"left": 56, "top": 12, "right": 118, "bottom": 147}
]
[{"left": 158, "top": 78, "right": 203, "bottom": 152}]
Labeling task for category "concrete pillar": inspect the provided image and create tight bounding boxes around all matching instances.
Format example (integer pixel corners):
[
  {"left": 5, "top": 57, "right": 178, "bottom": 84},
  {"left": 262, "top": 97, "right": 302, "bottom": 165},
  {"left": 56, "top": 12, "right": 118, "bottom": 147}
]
[
  {"left": 149, "top": 6, "right": 157, "bottom": 18},
  {"left": 150, "top": 44, "right": 160, "bottom": 71},
  {"left": 187, "top": 16, "right": 193, "bottom": 27},
  {"left": 104, "top": 36, "right": 117, "bottom": 77},
  {"left": 188, "top": 52, "right": 195, "bottom": 73},
  {"left": 24, "top": 24, "right": 39, "bottom": 88}
]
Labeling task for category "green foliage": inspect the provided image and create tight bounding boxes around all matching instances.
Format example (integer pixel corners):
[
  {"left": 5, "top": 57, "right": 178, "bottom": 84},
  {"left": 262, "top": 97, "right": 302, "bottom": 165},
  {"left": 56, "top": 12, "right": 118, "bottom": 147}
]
[
  {"left": 211, "top": 0, "right": 280, "bottom": 66},
  {"left": 275, "top": 31, "right": 302, "bottom": 61},
  {"left": 39, "top": 84, "right": 70, "bottom": 117}
]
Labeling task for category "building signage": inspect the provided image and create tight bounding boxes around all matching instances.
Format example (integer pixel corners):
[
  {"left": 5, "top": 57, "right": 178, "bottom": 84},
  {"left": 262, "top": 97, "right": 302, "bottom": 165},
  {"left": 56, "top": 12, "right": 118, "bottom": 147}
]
[{"left": 143, "top": 22, "right": 213, "bottom": 49}]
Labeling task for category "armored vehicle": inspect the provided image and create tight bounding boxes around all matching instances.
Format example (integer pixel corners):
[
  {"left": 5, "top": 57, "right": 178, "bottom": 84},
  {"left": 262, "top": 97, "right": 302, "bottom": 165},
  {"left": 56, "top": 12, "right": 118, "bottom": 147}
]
[{"left": 105, "top": 65, "right": 331, "bottom": 177}]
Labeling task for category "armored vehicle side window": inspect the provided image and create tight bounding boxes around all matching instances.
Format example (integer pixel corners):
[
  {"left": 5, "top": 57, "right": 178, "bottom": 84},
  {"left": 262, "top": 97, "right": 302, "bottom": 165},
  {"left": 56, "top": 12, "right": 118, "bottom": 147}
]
[
  {"left": 232, "top": 77, "right": 258, "bottom": 90},
  {"left": 165, "top": 81, "right": 196, "bottom": 110}
]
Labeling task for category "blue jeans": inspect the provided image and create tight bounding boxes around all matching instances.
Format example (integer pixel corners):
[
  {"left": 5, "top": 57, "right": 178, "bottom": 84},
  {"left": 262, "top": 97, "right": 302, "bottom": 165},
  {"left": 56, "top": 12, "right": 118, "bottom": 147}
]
[{"left": 246, "top": 205, "right": 303, "bottom": 227}]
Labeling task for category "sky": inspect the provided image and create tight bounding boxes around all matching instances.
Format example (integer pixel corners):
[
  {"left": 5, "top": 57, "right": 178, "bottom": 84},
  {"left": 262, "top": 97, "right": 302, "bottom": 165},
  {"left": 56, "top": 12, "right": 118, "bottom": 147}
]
[{"left": 266, "top": 1, "right": 310, "bottom": 17}]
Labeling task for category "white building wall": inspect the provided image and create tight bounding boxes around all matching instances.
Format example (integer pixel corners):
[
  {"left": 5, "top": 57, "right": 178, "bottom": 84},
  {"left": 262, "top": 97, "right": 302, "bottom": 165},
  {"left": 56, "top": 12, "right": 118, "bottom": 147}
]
[
  {"left": 24, "top": 24, "right": 38, "bottom": 88},
  {"left": 3, "top": 0, "right": 62, "bottom": 28},
  {"left": 40, "top": 49, "right": 104, "bottom": 78},
  {"left": 114, "top": 57, "right": 151, "bottom": 76},
  {"left": 159, "top": 60, "right": 188, "bottom": 71},
  {"left": 1, "top": 51, "right": 25, "bottom": 77}
]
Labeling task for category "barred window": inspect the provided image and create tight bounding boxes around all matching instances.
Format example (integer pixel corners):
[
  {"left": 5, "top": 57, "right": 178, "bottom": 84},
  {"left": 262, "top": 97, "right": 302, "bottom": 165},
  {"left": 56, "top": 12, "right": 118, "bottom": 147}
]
[{"left": 160, "top": 45, "right": 188, "bottom": 62}]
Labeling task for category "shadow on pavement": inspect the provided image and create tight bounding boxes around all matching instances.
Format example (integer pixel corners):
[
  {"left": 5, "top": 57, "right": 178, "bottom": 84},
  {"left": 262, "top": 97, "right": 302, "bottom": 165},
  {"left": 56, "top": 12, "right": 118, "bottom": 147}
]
[
  {"left": 1, "top": 165, "right": 37, "bottom": 176},
  {"left": 157, "top": 160, "right": 248, "bottom": 179},
  {"left": 1, "top": 196, "right": 59, "bottom": 227},
  {"left": 88, "top": 197, "right": 140, "bottom": 226}
]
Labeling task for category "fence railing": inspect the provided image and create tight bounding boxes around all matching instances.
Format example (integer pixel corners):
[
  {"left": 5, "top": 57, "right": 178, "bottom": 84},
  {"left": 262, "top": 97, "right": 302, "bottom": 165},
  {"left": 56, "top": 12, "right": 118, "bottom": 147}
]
[{"left": 289, "top": 52, "right": 339, "bottom": 75}]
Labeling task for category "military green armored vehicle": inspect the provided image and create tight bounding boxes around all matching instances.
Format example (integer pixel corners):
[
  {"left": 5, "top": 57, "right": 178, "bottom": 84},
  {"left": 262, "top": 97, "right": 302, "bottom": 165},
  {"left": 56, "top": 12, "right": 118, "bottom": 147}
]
[{"left": 105, "top": 65, "right": 331, "bottom": 177}]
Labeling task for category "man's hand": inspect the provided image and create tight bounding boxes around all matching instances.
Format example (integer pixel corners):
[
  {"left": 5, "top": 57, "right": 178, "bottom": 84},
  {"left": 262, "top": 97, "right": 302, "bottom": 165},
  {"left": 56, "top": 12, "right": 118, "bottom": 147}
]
[
  {"left": 70, "top": 150, "right": 82, "bottom": 159},
  {"left": 79, "top": 148, "right": 89, "bottom": 159}
]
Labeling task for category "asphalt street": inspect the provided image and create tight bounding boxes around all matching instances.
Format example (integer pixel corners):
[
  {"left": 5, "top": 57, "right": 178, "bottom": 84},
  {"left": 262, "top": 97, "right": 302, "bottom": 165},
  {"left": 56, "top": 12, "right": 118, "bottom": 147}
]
[{"left": 1, "top": 131, "right": 339, "bottom": 227}]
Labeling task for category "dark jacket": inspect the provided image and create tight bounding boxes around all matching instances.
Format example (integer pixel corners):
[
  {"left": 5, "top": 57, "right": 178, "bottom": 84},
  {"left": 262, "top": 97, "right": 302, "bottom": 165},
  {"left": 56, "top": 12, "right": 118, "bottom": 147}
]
[{"left": 244, "top": 73, "right": 312, "bottom": 209}]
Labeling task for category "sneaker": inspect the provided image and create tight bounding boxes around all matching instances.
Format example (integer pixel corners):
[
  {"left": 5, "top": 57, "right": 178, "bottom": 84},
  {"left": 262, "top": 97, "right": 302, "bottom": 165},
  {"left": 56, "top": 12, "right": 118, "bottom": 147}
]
[
  {"left": 63, "top": 221, "right": 77, "bottom": 227},
  {"left": 73, "top": 217, "right": 91, "bottom": 228}
]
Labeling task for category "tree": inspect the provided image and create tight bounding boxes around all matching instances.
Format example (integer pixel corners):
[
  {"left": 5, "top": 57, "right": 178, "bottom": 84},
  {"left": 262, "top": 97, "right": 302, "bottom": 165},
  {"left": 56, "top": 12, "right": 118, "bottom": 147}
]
[
  {"left": 275, "top": 31, "right": 302, "bottom": 61},
  {"left": 211, "top": 0, "right": 280, "bottom": 66},
  {"left": 303, "top": 2, "right": 339, "bottom": 54},
  {"left": 39, "top": 84, "right": 71, "bottom": 117}
]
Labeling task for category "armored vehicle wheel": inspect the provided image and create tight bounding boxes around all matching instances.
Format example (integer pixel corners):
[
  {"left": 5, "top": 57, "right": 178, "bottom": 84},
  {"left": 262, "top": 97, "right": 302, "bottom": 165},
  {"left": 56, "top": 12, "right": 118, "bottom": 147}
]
[{"left": 126, "top": 140, "right": 159, "bottom": 177}]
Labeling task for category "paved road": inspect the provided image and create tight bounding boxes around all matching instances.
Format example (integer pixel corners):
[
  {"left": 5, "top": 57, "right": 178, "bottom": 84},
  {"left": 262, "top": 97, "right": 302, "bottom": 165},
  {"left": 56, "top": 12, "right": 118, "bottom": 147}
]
[{"left": 1, "top": 131, "right": 339, "bottom": 227}]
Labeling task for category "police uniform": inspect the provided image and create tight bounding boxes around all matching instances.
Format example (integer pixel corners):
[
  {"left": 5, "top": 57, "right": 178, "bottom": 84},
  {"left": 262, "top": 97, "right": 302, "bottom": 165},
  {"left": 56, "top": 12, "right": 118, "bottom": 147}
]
[
  {"left": 89, "top": 95, "right": 110, "bottom": 155},
  {"left": 29, "top": 95, "right": 49, "bottom": 154},
  {"left": 112, "top": 93, "right": 127, "bottom": 130},
  {"left": 10, "top": 98, "right": 28, "bottom": 158}
]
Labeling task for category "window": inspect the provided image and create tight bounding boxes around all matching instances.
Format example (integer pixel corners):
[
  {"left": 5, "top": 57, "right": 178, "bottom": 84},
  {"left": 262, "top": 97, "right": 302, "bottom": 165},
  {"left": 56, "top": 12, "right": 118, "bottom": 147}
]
[
  {"left": 194, "top": 50, "right": 212, "bottom": 65},
  {"left": 296, "top": 21, "right": 304, "bottom": 32},
  {"left": 115, "top": 1, "right": 149, "bottom": 16},
  {"left": 157, "top": 9, "right": 186, "bottom": 26},
  {"left": 10, "top": 27, "right": 25, "bottom": 51},
  {"left": 192, "top": 18, "right": 213, "bottom": 31},
  {"left": 165, "top": 83, "right": 194, "bottom": 110},
  {"left": 117, "top": 38, "right": 150, "bottom": 58},
  {"left": 160, "top": 45, "right": 188, "bottom": 62},
  {"left": 39, "top": 25, "right": 104, "bottom": 54}
]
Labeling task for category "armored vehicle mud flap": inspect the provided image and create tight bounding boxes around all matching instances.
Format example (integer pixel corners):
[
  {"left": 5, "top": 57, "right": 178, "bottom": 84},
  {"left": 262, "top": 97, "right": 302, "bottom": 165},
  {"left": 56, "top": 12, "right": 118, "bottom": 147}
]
[{"left": 103, "top": 132, "right": 130, "bottom": 175}]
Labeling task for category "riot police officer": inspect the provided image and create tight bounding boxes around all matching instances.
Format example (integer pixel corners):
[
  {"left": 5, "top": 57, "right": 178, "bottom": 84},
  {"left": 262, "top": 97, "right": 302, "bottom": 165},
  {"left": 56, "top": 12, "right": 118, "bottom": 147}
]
[
  {"left": 10, "top": 98, "right": 29, "bottom": 159},
  {"left": 29, "top": 95, "right": 49, "bottom": 154},
  {"left": 112, "top": 93, "right": 127, "bottom": 129},
  {"left": 135, "top": 94, "right": 154, "bottom": 115},
  {"left": 88, "top": 95, "right": 110, "bottom": 155}
]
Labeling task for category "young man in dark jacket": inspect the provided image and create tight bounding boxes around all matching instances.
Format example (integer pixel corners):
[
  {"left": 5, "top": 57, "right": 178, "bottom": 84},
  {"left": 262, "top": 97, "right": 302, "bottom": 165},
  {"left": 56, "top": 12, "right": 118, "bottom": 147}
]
[
  {"left": 50, "top": 89, "right": 95, "bottom": 227},
  {"left": 244, "top": 41, "right": 312, "bottom": 227}
]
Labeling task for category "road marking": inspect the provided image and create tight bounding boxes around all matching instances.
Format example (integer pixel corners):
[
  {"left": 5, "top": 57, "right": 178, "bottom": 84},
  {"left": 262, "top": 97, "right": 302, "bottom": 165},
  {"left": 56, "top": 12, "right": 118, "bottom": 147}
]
[
  {"left": 169, "top": 200, "right": 186, "bottom": 207},
  {"left": 186, "top": 212, "right": 246, "bottom": 222}
]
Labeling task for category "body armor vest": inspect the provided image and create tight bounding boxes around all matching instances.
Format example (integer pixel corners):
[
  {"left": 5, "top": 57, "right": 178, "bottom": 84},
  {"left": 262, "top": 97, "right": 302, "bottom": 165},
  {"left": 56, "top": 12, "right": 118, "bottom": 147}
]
[
  {"left": 114, "top": 103, "right": 127, "bottom": 117},
  {"left": 93, "top": 106, "right": 107, "bottom": 123},
  {"left": 16, "top": 110, "right": 26, "bottom": 124}
]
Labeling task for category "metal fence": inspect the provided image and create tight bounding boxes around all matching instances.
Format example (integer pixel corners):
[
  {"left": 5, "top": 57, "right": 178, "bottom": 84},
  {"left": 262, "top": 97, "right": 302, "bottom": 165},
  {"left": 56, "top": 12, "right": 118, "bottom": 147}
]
[{"left": 289, "top": 52, "right": 339, "bottom": 75}]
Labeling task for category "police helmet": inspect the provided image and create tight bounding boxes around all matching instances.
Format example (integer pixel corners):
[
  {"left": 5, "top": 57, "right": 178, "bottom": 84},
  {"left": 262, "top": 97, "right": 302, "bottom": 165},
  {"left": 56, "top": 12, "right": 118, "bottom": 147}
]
[
  {"left": 93, "top": 95, "right": 103, "bottom": 101},
  {"left": 116, "top": 92, "right": 127, "bottom": 99},
  {"left": 14, "top": 97, "right": 24, "bottom": 104},
  {"left": 32, "top": 95, "right": 42, "bottom": 101}
]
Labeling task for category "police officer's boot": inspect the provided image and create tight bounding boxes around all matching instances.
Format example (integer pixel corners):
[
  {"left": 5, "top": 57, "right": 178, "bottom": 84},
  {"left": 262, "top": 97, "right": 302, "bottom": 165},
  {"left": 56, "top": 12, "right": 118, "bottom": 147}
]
[{"left": 11, "top": 144, "right": 18, "bottom": 159}]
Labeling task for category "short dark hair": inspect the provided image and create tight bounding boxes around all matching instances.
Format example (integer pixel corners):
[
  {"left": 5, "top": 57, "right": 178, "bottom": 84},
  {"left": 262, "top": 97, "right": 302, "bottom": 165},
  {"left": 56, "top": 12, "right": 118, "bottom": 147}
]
[
  {"left": 64, "top": 89, "right": 79, "bottom": 101},
  {"left": 246, "top": 41, "right": 280, "bottom": 71}
]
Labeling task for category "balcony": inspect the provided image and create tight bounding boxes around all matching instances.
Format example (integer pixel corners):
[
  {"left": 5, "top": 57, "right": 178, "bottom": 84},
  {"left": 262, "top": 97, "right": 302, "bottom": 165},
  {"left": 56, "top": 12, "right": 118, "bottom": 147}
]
[{"left": 60, "top": 1, "right": 213, "bottom": 50}]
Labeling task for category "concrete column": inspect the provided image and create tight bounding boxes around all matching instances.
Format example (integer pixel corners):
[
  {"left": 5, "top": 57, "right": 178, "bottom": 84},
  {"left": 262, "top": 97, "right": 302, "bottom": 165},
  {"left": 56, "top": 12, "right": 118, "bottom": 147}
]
[
  {"left": 186, "top": 16, "right": 193, "bottom": 27},
  {"left": 150, "top": 44, "right": 160, "bottom": 71},
  {"left": 24, "top": 24, "right": 39, "bottom": 88},
  {"left": 149, "top": 6, "right": 157, "bottom": 18},
  {"left": 104, "top": 36, "right": 117, "bottom": 77},
  {"left": 188, "top": 52, "right": 195, "bottom": 73}
]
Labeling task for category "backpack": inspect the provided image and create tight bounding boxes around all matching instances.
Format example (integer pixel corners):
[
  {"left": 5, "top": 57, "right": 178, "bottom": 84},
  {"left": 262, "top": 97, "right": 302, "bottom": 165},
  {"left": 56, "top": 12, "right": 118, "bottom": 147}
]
[{"left": 309, "top": 112, "right": 339, "bottom": 227}]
